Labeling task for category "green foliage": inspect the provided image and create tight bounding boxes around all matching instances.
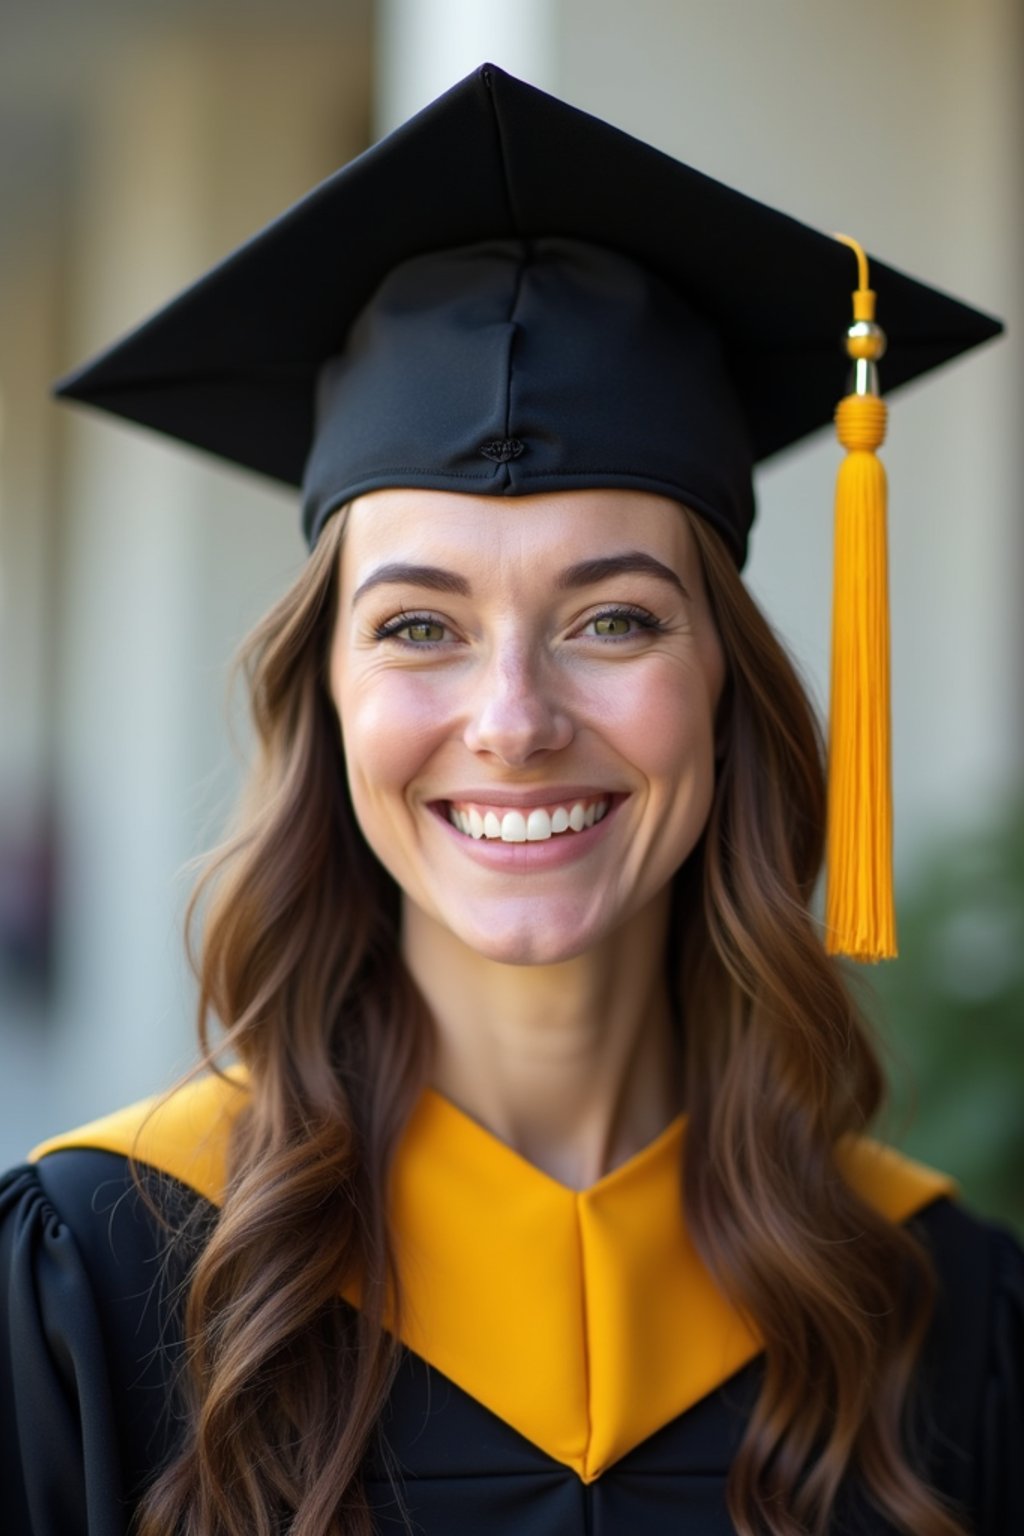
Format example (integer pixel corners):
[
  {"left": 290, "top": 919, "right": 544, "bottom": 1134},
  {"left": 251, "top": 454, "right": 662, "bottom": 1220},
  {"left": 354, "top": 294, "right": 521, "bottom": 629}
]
[{"left": 855, "top": 797, "right": 1024, "bottom": 1237}]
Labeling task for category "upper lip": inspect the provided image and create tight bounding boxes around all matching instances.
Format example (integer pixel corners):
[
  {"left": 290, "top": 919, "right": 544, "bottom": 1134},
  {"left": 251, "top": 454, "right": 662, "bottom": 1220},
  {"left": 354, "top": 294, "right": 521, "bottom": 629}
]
[{"left": 431, "top": 785, "right": 622, "bottom": 809}]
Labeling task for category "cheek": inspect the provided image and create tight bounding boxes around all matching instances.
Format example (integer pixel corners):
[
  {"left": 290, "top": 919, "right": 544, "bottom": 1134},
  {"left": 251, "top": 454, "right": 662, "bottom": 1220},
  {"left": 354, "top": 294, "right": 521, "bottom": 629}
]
[
  {"left": 578, "top": 658, "right": 719, "bottom": 780},
  {"left": 337, "top": 671, "right": 451, "bottom": 813}
]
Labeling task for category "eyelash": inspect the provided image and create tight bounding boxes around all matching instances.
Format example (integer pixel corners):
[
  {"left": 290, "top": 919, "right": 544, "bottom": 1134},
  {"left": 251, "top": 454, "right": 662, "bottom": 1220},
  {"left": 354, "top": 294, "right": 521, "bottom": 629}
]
[
  {"left": 373, "top": 610, "right": 450, "bottom": 645},
  {"left": 372, "top": 605, "right": 666, "bottom": 646},
  {"left": 584, "top": 605, "right": 666, "bottom": 639}
]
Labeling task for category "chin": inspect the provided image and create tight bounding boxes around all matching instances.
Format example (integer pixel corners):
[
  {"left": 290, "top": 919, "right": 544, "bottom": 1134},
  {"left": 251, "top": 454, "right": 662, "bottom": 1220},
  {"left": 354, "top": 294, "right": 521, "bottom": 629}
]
[{"left": 446, "top": 898, "right": 619, "bottom": 968}]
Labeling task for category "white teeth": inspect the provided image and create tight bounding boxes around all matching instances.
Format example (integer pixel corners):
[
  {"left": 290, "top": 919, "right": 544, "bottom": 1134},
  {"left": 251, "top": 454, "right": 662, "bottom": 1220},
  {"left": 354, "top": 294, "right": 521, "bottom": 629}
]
[
  {"left": 526, "top": 809, "right": 552, "bottom": 841},
  {"left": 449, "top": 798, "right": 611, "bottom": 839},
  {"left": 500, "top": 810, "right": 528, "bottom": 842}
]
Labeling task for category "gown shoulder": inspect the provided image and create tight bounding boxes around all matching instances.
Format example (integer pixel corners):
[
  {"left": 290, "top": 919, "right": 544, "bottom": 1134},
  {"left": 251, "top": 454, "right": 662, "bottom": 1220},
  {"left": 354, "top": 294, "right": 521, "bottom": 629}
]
[
  {"left": 0, "top": 1148, "right": 209, "bottom": 1536},
  {"left": 903, "top": 1195, "right": 1024, "bottom": 1531}
]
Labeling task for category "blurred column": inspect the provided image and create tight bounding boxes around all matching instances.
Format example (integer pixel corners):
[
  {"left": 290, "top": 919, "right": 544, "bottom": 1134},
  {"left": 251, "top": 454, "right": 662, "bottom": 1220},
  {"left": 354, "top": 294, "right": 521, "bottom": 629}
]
[
  {"left": 375, "top": 0, "right": 558, "bottom": 134},
  {"left": 0, "top": 161, "right": 66, "bottom": 1141},
  {"left": 51, "top": 45, "right": 217, "bottom": 1137},
  {"left": 27, "top": 27, "right": 371, "bottom": 1146}
]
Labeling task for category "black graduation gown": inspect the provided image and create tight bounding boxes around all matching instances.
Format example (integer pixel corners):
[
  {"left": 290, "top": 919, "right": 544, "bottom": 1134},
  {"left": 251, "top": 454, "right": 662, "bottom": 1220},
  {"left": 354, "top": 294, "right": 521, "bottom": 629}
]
[{"left": 2, "top": 1138, "right": 1023, "bottom": 1536}]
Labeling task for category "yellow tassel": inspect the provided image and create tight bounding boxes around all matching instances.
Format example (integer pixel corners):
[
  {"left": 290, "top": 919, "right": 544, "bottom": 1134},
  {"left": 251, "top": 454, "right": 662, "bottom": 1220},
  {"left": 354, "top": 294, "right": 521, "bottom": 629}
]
[
  {"left": 826, "top": 391, "right": 896, "bottom": 960},
  {"left": 825, "top": 235, "right": 896, "bottom": 961}
]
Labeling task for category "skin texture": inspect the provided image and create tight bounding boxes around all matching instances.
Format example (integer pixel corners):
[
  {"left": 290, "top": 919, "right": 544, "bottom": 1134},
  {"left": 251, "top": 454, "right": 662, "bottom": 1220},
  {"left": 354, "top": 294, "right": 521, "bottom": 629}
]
[{"left": 329, "top": 488, "right": 726, "bottom": 1187}]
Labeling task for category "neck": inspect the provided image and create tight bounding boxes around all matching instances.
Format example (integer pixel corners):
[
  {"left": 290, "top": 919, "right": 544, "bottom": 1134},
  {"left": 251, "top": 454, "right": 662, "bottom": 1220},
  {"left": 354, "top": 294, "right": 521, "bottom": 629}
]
[{"left": 401, "top": 890, "right": 681, "bottom": 1189}]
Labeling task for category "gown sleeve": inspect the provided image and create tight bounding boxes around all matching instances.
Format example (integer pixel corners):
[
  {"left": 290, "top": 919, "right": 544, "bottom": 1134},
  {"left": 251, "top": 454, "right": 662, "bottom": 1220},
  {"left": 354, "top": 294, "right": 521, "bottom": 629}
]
[
  {"left": 0, "top": 1163, "right": 127, "bottom": 1536},
  {"left": 906, "top": 1196, "right": 1024, "bottom": 1535},
  {"left": 977, "top": 1220, "right": 1024, "bottom": 1531},
  {"left": 0, "top": 1148, "right": 197, "bottom": 1536}
]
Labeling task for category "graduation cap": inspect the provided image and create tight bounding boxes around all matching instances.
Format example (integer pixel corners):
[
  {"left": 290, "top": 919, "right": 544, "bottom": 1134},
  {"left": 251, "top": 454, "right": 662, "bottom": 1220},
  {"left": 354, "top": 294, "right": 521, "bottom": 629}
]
[{"left": 53, "top": 62, "right": 1003, "bottom": 961}]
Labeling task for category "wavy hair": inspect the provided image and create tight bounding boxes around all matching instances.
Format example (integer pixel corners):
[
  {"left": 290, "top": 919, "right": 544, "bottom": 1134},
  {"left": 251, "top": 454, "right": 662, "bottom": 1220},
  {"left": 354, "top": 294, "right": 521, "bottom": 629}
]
[{"left": 137, "top": 504, "right": 969, "bottom": 1536}]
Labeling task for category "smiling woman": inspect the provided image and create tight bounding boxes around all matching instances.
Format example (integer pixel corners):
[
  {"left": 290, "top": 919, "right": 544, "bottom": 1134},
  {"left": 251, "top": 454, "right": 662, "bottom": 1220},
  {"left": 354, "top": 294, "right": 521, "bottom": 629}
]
[
  {"left": 333, "top": 489, "right": 724, "bottom": 975},
  {"left": 2, "top": 63, "right": 1021, "bottom": 1536}
]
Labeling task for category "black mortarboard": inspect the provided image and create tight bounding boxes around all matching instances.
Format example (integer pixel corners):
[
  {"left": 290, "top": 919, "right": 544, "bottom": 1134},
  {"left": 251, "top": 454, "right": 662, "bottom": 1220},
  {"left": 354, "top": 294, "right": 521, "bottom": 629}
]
[
  {"left": 53, "top": 62, "right": 1000, "bottom": 567},
  {"left": 54, "top": 63, "right": 1003, "bottom": 962}
]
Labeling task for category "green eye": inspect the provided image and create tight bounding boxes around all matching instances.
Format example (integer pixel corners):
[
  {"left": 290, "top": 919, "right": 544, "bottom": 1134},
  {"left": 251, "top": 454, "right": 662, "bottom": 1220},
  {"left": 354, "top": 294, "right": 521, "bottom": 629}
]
[
  {"left": 593, "top": 614, "right": 632, "bottom": 636},
  {"left": 405, "top": 621, "right": 445, "bottom": 643}
]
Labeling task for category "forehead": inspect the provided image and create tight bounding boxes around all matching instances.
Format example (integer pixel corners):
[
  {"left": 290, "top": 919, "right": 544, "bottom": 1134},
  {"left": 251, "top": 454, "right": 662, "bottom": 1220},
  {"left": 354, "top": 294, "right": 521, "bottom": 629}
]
[{"left": 338, "top": 488, "right": 699, "bottom": 589}]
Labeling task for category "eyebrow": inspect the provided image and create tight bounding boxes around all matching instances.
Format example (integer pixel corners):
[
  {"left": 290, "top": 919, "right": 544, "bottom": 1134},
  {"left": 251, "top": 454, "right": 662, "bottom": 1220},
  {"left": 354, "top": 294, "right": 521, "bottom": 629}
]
[
  {"left": 351, "top": 550, "right": 688, "bottom": 606},
  {"left": 556, "top": 552, "right": 689, "bottom": 599},
  {"left": 352, "top": 563, "right": 471, "bottom": 606}
]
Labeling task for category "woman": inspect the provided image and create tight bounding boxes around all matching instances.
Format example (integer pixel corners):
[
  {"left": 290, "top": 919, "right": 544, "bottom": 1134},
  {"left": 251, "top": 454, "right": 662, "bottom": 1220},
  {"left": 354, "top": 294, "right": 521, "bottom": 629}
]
[{"left": 2, "top": 64, "right": 1021, "bottom": 1536}]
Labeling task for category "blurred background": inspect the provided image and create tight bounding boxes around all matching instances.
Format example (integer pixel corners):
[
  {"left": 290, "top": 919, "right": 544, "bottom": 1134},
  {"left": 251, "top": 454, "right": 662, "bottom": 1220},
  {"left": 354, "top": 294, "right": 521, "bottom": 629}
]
[{"left": 1, "top": 0, "right": 1021, "bottom": 1230}]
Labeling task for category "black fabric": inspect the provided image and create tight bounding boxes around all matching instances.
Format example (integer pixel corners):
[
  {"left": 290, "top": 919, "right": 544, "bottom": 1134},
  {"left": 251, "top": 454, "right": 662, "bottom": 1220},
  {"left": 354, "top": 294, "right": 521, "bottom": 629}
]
[
  {"left": 2, "top": 1148, "right": 1022, "bottom": 1534},
  {"left": 52, "top": 64, "right": 1002, "bottom": 566},
  {"left": 302, "top": 237, "right": 754, "bottom": 556}
]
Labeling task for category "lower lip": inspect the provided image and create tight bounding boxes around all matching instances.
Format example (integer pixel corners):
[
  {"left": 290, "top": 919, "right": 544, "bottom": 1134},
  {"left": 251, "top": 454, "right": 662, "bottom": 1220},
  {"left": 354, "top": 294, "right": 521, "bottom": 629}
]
[{"left": 429, "top": 798, "right": 624, "bottom": 871}]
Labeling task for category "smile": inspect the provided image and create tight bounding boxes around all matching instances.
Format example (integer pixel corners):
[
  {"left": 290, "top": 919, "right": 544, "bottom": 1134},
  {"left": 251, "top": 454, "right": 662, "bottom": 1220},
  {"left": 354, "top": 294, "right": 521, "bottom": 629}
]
[{"left": 445, "top": 796, "right": 610, "bottom": 843}]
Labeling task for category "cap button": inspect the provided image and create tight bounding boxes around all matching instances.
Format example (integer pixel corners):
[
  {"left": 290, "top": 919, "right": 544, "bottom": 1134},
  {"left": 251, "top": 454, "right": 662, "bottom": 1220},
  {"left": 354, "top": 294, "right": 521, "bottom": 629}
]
[{"left": 479, "top": 438, "right": 525, "bottom": 463}]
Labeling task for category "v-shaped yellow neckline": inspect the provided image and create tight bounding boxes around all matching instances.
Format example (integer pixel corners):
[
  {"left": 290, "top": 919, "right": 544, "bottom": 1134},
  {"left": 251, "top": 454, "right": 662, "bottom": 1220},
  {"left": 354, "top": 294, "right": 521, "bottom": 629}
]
[
  {"left": 418, "top": 1082, "right": 688, "bottom": 1194},
  {"left": 31, "top": 1069, "right": 956, "bottom": 1483},
  {"left": 387, "top": 1085, "right": 724, "bottom": 1479}
]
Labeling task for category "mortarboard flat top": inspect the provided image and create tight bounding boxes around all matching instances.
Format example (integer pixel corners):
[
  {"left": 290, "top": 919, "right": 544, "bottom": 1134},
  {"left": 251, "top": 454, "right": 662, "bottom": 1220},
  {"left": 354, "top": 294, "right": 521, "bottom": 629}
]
[{"left": 54, "top": 62, "right": 1002, "bottom": 562}]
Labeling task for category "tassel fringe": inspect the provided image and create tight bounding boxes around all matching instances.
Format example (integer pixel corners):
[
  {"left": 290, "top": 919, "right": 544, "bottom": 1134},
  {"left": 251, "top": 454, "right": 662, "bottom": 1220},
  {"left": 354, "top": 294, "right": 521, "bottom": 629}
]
[{"left": 826, "top": 394, "right": 896, "bottom": 960}]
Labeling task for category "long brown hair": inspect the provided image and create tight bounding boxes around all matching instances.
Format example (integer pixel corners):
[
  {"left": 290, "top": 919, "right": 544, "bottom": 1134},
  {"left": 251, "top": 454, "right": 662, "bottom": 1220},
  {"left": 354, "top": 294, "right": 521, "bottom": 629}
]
[{"left": 137, "top": 504, "right": 969, "bottom": 1536}]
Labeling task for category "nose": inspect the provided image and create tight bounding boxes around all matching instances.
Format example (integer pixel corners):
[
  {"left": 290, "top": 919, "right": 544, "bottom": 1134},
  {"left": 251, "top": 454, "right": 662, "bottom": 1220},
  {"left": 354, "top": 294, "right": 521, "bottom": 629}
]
[{"left": 462, "top": 643, "right": 574, "bottom": 766}]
